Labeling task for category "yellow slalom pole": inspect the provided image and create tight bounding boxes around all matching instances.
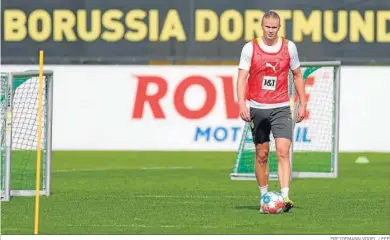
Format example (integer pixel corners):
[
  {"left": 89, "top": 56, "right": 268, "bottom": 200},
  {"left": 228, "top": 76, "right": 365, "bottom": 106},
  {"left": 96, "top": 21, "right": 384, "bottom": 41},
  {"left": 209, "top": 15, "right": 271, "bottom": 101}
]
[{"left": 34, "top": 50, "right": 44, "bottom": 235}]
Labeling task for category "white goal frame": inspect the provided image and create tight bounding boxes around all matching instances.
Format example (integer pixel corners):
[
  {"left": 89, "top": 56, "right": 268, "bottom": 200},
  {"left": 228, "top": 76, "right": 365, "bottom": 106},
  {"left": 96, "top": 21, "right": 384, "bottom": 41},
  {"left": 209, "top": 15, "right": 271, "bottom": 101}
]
[
  {"left": 1, "top": 70, "right": 54, "bottom": 201},
  {"left": 230, "top": 61, "right": 341, "bottom": 180}
]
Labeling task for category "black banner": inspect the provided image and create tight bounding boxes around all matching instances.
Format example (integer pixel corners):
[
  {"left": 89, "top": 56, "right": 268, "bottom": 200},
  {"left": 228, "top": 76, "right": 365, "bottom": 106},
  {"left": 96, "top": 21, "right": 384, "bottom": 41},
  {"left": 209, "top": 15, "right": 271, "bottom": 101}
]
[{"left": 2, "top": 0, "right": 390, "bottom": 65}]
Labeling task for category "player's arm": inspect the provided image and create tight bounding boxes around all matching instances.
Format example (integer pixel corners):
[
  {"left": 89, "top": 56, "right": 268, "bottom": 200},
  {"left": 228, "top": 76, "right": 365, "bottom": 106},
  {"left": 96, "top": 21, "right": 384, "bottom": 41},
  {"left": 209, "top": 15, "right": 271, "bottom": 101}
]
[
  {"left": 237, "top": 69, "right": 250, "bottom": 121},
  {"left": 237, "top": 69, "right": 249, "bottom": 106},
  {"left": 289, "top": 42, "right": 307, "bottom": 122},
  {"left": 237, "top": 42, "right": 252, "bottom": 122},
  {"left": 292, "top": 68, "right": 307, "bottom": 106}
]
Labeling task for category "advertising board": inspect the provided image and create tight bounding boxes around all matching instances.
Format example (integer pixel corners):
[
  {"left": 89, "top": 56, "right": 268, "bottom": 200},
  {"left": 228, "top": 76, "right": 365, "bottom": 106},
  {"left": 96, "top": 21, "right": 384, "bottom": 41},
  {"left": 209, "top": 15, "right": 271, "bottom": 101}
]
[{"left": 1, "top": 65, "right": 389, "bottom": 152}]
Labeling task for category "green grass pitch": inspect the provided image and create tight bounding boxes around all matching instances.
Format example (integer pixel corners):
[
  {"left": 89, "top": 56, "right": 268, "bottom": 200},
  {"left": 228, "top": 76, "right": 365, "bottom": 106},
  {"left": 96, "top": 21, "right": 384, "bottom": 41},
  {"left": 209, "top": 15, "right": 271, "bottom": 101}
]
[{"left": 1, "top": 151, "right": 390, "bottom": 234}]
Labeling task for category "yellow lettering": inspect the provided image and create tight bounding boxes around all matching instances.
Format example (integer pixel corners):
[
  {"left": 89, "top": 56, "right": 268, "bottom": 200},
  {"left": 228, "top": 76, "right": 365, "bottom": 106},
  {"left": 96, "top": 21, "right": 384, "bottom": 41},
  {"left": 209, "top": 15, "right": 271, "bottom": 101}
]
[
  {"left": 4, "top": 10, "right": 26, "bottom": 41},
  {"left": 273, "top": 10, "right": 292, "bottom": 38},
  {"left": 324, "top": 10, "right": 347, "bottom": 43},
  {"left": 149, "top": 10, "right": 159, "bottom": 41},
  {"left": 77, "top": 9, "right": 101, "bottom": 42},
  {"left": 220, "top": 10, "right": 242, "bottom": 42},
  {"left": 195, "top": 10, "right": 218, "bottom": 42},
  {"left": 350, "top": 10, "right": 374, "bottom": 43},
  {"left": 244, "top": 10, "right": 263, "bottom": 41},
  {"left": 28, "top": 9, "right": 51, "bottom": 42},
  {"left": 8, "top": 8, "right": 390, "bottom": 45},
  {"left": 160, "top": 9, "right": 186, "bottom": 41},
  {"left": 377, "top": 11, "right": 390, "bottom": 42},
  {"left": 102, "top": 10, "right": 124, "bottom": 42},
  {"left": 293, "top": 10, "right": 321, "bottom": 42},
  {"left": 53, "top": 10, "right": 77, "bottom": 41},
  {"left": 125, "top": 10, "right": 147, "bottom": 42}
]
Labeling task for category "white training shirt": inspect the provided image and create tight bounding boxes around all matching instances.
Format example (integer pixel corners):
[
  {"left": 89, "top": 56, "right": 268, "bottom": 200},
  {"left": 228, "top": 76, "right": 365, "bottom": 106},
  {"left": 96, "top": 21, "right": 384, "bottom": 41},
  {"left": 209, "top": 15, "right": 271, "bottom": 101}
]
[
  {"left": 238, "top": 37, "right": 301, "bottom": 109},
  {"left": 239, "top": 37, "right": 300, "bottom": 71}
]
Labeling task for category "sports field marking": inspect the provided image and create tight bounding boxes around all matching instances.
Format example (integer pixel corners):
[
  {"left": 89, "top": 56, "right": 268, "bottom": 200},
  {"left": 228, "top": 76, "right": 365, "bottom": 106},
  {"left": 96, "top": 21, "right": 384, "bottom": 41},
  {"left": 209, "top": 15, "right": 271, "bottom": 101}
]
[
  {"left": 53, "top": 168, "right": 108, "bottom": 173},
  {"left": 66, "top": 224, "right": 219, "bottom": 229},
  {"left": 53, "top": 166, "right": 193, "bottom": 173},
  {"left": 140, "top": 166, "right": 193, "bottom": 170},
  {"left": 126, "top": 195, "right": 257, "bottom": 199}
]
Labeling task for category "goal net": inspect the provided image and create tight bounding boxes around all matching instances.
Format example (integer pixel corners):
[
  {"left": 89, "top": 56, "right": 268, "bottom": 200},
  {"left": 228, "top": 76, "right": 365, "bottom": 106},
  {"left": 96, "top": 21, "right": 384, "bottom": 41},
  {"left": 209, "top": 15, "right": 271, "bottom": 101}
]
[
  {"left": 1, "top": 70, "right": 53, "bottom": 201},
  {"left": 231, "top": 61, "right": 341, "bottom": 180}
]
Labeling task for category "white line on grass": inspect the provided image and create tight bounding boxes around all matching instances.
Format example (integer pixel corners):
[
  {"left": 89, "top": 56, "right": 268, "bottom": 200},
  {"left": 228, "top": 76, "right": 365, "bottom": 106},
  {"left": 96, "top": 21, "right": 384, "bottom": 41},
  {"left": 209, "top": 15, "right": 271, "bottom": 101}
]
[
  {"left": 140, "top": 166, "right": 193, "bottom": 170},
  {"left": 53, "top": 166, "right": 193, "bottom": 173},
  {"left": 126, "top": 195, "right": 256, "bottom": 199},
  {"left": 66, "top": 224, "right": 219, "bottom": 229},
  {"left": 53, "top": 168, "right": 106, "bottom": 173}
]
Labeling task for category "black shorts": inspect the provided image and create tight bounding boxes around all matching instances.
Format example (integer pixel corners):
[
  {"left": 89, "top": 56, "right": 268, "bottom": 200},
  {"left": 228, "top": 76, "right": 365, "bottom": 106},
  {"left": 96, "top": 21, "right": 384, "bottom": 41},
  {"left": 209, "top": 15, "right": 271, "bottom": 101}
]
[{"left": 249, "top": 106, "right": 293, "bottom": 144}]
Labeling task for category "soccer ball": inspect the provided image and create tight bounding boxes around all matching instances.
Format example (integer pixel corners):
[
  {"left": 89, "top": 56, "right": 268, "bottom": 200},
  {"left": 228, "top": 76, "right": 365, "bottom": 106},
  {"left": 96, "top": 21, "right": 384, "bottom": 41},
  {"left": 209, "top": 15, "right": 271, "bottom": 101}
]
[{"left": 260, "top": 191, "right": 284, "bottom": 214}]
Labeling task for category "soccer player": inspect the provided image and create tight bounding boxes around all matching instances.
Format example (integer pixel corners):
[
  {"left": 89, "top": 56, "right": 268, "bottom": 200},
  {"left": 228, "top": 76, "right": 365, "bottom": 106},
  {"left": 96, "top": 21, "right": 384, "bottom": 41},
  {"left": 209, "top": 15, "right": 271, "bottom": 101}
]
[{"left": 236, "top": 11, "right": 307, "bottom": 213}]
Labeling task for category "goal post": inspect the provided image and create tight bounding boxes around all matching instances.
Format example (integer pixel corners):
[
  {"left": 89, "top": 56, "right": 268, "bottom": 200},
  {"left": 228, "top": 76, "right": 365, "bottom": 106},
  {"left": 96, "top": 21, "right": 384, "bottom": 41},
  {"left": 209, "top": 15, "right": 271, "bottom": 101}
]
[
  {"left": 0, "top": 70, "right": 54, "bottom": 201},
  {"left": 230, "top": 61, "right": 341, "bottom": 180}
]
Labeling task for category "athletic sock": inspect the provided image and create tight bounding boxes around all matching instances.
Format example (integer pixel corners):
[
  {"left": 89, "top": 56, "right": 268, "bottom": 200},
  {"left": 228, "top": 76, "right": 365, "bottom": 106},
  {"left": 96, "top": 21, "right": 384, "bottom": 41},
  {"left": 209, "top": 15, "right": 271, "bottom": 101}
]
[
  {"left": 281, "top": 187, "right": 289, "bottom": 200},
  {"left": 259, "top": 185, "right": 268, "bottom": 198}
]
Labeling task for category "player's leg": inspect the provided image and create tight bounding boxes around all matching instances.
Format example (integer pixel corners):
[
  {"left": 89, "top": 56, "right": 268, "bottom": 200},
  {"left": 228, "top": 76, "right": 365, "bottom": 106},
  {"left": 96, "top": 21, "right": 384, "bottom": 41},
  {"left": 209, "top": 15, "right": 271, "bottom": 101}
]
[
  {"left": 270, "top": 106, "right": 294, "bottom": 212},
  {"left": 255, "top": 142, "right": 269, "bottom": 214},
  {"left": 275, "top": 138, "right": 292, "bottom": 201},
  {"left": 255, "top": 142, "right": 270, "bottom": 197},
  {"left": 249, "top": 107, "right": 271, "bottom": 211}
]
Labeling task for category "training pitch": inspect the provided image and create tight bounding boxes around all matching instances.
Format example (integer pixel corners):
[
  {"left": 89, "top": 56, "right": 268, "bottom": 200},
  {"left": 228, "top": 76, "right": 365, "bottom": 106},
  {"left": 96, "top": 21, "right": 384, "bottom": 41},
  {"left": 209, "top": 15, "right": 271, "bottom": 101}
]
[{"left": 1, "top": 151, "right": 389, "bottom": 234}]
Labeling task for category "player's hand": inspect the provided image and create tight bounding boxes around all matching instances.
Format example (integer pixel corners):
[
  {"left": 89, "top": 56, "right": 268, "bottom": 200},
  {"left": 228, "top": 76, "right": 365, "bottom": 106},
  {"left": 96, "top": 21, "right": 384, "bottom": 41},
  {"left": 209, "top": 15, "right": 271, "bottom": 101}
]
[
  {"left": 296, "top": 103, "right": 306, "bottom": 123},
  {"left": 239, "top": 104, "right": 251, "bottom": 122}
]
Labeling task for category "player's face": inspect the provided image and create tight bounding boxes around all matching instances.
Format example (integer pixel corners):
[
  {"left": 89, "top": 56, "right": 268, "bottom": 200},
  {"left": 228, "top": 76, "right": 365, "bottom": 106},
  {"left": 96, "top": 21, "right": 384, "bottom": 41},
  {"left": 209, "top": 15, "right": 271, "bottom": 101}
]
[{"left": 262, "top": 18, "right": 280, "bottom": 41}]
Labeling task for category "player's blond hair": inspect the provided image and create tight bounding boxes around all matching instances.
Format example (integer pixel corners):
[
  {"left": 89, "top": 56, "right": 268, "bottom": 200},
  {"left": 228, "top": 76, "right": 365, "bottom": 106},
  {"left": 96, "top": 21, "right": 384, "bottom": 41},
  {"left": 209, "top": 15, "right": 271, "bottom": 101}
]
[{"left": 262, "top": 10, "right": 281, "bottom": 25}]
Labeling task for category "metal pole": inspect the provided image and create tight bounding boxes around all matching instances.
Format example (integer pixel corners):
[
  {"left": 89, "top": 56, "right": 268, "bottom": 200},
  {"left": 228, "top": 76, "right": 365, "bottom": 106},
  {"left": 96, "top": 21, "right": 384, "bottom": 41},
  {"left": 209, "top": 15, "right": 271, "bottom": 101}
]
[
  {"left": 11, "top": 70, "right": 53, "bottom": 78},
  {"left": 333, "top": 65, "right": 341, "bottom": 177},
  {"left": 4, "top": 73, "right": 14, "bottom": 201},
  {"left": 45, "top": 74, "right": 54, "bottom": 196},
  {"left": 301, "top": 61, "right": 342, "bottom": 67}
]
